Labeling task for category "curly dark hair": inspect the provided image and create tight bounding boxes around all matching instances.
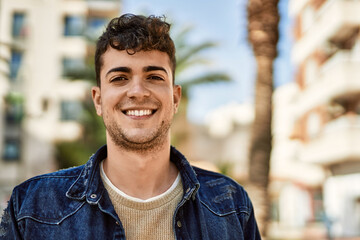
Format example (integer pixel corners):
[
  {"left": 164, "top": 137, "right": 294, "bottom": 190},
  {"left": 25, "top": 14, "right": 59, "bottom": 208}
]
[{"left": 95, "top": 14, "right": 176, "bottom": 86}]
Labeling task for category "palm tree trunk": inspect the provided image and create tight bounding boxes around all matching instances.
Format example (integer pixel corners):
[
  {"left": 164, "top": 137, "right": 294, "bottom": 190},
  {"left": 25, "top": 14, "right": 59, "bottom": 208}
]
[
  {"left": 248, "top": 56, "right": 274, "bottom": 236},
  {"left": 247, "top": 0, "right": 280, "bottom": 237}
]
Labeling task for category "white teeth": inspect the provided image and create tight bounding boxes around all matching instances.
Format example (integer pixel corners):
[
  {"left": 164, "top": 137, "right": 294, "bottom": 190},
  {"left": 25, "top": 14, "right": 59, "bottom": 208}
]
[{"left": 126, "top": 109, "right": 152, "bottom": 117}]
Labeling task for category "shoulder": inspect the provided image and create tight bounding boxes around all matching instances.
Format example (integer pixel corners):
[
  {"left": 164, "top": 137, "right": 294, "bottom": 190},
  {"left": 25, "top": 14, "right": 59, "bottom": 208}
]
[
  {"left": 193, "top": 166, "right": 253, "bottom": 217},
  {"left": 10, "top": 166, "right": 85, "bottom": 222},
  {"left": 14, "top": 165, "right": 83, "bottom": 195}
]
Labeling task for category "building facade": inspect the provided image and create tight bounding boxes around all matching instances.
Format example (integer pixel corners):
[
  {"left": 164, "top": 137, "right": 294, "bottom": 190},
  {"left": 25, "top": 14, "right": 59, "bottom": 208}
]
[
  {"left": 280, "top": 0, "right": 360, "bottom": 238},
  {"left": 270, "top": 83, "right": 327, "bottom": 239},
  {"left": 0, "top": 0, "right": 120, "bottom": 212}
]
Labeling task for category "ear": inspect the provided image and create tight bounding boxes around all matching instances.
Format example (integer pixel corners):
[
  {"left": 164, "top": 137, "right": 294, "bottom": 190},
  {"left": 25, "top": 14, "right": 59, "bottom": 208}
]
[
  {"left": 91, "top": 86, "right": 102, "bottom": 116},
  {"left": 173, "top": 84, "right": 182, "bottom": 113}
]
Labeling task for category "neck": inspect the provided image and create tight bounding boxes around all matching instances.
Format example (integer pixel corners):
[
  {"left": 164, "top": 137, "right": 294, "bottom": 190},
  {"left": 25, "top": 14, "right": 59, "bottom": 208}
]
[{"left": 103, "top": 137, "right": 178, "bottom": 200}]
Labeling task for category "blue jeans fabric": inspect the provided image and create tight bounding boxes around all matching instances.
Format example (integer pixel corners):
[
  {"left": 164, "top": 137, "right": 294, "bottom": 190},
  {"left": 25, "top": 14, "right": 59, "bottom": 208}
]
[{"left": 0, "top": 145, "right": 261, "bottom": 239}]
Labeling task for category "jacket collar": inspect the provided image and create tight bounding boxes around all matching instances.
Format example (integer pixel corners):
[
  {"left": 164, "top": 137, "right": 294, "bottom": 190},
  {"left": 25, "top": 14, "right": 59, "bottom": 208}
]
[
  {"left": 66, "top": 146, "right": 107, "bottom": 204},
  {"left": 170, "top": 146, "right": 200, "bottom": 200},
  {"left": 66, "top": 145, "right": 200, "bottom": 202}
]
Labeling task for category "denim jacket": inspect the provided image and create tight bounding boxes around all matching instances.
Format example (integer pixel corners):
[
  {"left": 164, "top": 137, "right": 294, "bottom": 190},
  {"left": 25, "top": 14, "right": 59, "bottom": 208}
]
[{"left": 0, "top": 145, "right": 261, "bottom": 239}]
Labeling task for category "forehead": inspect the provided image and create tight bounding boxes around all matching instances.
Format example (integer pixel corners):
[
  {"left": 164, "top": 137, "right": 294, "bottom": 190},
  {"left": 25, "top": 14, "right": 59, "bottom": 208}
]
[{"left": 101, "top": 48, "right": 172, "bottom": 74}]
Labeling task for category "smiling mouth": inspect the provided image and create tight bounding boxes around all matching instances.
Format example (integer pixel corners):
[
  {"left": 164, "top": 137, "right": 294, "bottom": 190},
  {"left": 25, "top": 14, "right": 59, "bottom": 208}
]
[{"left": 123, "top": 109, "right": 156, "bottom": 117}]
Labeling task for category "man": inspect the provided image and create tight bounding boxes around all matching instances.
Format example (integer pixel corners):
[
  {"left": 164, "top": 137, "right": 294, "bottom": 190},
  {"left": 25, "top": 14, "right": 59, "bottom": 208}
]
[{"left": 0, "top": 14, "right": 261, "bottom": 239}]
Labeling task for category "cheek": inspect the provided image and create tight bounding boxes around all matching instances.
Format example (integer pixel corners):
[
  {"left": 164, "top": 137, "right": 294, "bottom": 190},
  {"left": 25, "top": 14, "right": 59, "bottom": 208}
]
[
  {"left": 102, "top": 89, "right": 122, "bottom": 106},
  {"left": 167, "top": 96, "right": 178, "bottom": 114}
]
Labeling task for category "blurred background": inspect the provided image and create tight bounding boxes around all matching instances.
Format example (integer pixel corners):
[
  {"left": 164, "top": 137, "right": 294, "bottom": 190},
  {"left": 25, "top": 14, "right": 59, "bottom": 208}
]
[{"left": 1, "top": 0, "right": 360, "bottom": 239}]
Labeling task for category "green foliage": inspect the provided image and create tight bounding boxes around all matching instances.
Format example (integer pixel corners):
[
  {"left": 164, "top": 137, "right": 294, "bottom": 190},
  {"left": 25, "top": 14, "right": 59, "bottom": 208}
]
[
  {"left": 4, "top": 92, "right": 24, "bottom": 104},
  {"left": 174, "top": 26, "right": 231, "bottom": 99},
  {"left": 64, "top": 56, "right": 96, "bottom": 85},
  {"left": 55, "top": 90, "right": 106, "bottom": 169},
  {"left": 217, "top": 161, "right": 235, "bottom": 177},
  {"left": 180, "top": 73, "right": 231, "bottom": 98},
  {"left": 4, "top": 92, "right": 24, "bottom": 124},
  {"left": 56, "top": 141, "right": 93, "bottom": 169}
]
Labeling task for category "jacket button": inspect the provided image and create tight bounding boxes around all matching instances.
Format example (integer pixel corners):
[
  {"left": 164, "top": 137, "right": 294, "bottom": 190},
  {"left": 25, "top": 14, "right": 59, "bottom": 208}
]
[
  {"left": 177, "top": 221, "right": 182, "bottom": 228},
  {"left": 90, "top": 194, "right": 97, "bottom": 199},
  {"left": 116, "top": 221, "right": 120, "bottom": 226}
]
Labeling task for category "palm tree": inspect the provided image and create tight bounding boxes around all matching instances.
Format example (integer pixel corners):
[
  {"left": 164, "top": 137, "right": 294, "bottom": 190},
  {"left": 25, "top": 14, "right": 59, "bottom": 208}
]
[
  {"left": 174, "top": 26, "right": 231, "bottom": 98},
  {"left": 247, "top": 0, "right": 280, "bottom": 236}
]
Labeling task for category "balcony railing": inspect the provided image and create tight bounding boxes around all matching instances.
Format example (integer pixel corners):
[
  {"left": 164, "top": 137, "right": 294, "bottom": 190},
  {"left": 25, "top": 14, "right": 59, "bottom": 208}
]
[
  {"left": 299, "top": 115, "right": 360, "bottom": 166},
  {"left": 292, "top": 0, "right": 360, "bottom": 64},
  {"left": 294, "top": 50, "right": 360, "bottom": 117}
]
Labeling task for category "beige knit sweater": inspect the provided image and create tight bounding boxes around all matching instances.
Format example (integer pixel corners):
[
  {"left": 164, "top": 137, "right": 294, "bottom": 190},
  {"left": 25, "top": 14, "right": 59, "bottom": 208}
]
[{"left": 100, "top": 162, "right": 183, "bottom": 240}]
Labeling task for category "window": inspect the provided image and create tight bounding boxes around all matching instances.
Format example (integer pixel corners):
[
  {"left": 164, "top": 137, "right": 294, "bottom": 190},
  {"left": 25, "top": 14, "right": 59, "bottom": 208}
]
[
  {"left": 64, "top": 15, "right": 85, "bottom": 36},
  {"left": 312, "top": 188, "right": 324, "bottom": 222},
  {"left": 88, "top": 17, "right": 107, "bottom": 30},
  {"left": 86, "top": 17, "right": 107, "bottom": 37},
  {"left": 10, "top": 50, "right": 23, "bottom": 80},
  {"left": 270, "top": 198, "right": 280, "bottom": 222},
  {"left": 2, "top": 138, "right": 21, "bottom": 161},
  {"left": 5, "top": 100, "right": 23, "bottom": 125},
  {"left": 62, "top": 57, "right": 85, "bottom": 77},
  {"left": 60, "top": 100, "right": 82, "bottom": 121},
  {"left": 12, "top": 12, "right": 26, "bottom": 38}
]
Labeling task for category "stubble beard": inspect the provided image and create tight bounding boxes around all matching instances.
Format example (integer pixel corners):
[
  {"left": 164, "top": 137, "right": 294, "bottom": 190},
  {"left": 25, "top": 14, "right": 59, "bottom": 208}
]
[{"left": 104, "top": 110, "right": 173, "bottom": 154}]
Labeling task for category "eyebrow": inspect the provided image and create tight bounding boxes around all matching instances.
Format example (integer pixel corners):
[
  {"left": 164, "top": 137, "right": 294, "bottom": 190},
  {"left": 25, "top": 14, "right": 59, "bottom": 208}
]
[
  {"left": 106, "top": 67, "right": 131, "bottom": 77},
  {"left": 143, "top": 66, "right": 168, "bottom": 75},
  {"left": 105, "top": 65, "right": 168, "bottom": 77}
]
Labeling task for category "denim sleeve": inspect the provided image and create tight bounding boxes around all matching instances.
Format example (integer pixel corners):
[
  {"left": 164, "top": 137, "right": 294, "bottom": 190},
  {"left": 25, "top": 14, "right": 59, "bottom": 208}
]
[
  {"left": 0, "top": 193, "right": 22, "bottom": 240},
  {"left": 243, "top": 199, "right": 262, "bottom": 240}
]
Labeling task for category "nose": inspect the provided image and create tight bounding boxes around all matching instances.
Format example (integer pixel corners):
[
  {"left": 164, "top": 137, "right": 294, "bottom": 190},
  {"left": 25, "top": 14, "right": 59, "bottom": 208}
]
[{"left": 126, "top": 78, "right": 150, "bottom": 98}]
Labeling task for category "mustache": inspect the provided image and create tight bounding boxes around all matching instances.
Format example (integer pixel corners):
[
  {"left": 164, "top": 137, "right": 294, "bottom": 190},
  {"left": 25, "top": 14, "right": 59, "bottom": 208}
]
[{"left": 114, "top": 99, "right": 161, "bottom": 110}]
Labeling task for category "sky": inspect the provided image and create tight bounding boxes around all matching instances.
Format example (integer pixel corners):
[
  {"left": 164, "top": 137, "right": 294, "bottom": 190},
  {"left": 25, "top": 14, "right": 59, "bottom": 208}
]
[{"left": 122, "top": 0, "right": 294, "bottom": 124}]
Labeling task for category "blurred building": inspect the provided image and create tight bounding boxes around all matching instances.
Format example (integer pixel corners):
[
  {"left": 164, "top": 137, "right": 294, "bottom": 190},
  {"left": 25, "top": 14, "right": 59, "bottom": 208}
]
[
  {"left": 270, "top": 83, "right": 327, "bottom": 239},
  {"left": 0, "top": 0, "right": 120, "bottom": 212},
  {"left": 271, "top": 0, "right": 360, "bottom": 238},
  {"left": 190, "top": 102, "right": 254, "bottom": 181}
]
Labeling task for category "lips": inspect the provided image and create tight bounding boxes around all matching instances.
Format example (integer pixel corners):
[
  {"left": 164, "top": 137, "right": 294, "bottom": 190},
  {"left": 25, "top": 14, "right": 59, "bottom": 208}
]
[{"left": 118, "top": 100, "right": 160, "bottom": 118}]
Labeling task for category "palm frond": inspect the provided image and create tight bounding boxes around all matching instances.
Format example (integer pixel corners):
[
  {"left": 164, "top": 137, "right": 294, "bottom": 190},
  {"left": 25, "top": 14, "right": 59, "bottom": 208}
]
[
  {"left": 173, "top": 25, "right": 194, "bottom": 49},
  {"left": 176, "top": 41, "right": 218, "bottom": 68},
  {"left": 175, "top": 58, "right": 210, "bottom": 75},
  {"left": 179, "top": 72, "right": 231, "bottom": 98},
  {"left": 65, "top": 66, "right": 96, "bottom": 83}
]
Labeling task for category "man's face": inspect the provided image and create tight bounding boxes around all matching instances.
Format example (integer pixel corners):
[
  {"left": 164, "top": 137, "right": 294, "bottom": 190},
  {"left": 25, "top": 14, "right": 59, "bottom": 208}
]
[{"left": 92, "top": 48, "right": 181, "bottom": 152}]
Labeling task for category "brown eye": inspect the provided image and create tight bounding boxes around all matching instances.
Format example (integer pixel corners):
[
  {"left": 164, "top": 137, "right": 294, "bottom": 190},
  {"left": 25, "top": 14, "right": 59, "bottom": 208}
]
[
  {"left": 110, "top": 76, "right": 128, "bottom": 82},
  {"left": 148, "top": 75, "right": 164, "bottom": 81}
]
